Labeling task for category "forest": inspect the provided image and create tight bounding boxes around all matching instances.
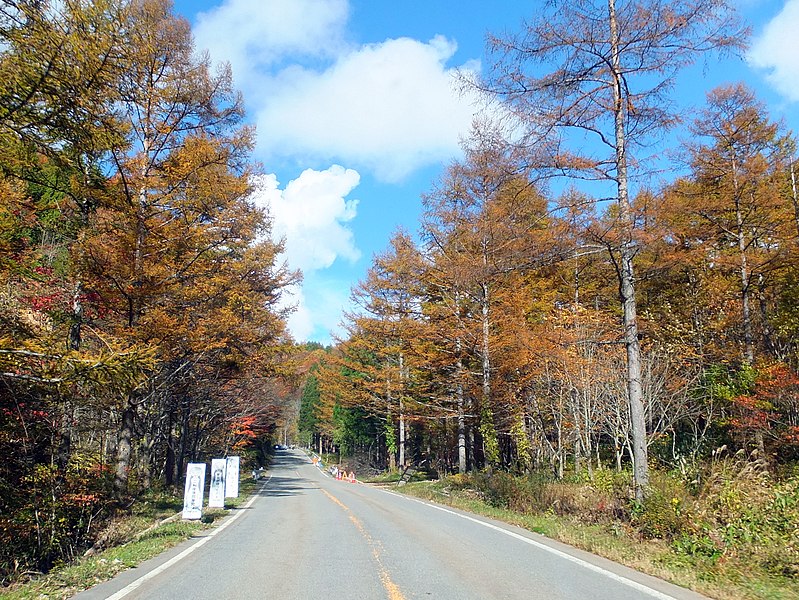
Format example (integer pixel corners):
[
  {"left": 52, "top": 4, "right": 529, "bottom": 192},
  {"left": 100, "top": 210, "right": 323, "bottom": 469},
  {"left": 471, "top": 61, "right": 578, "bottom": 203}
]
[
  {"left": 306, "top": 81, "right": 799, "bottom": 481},
  {"left": 302, "top": 0, "right": 799, "bottom": 479},
  {"left": 0, "top": 0, "right": 300, "bottom": 583},
  {"left": 1, "top": 0, "right": 798, "bottom": 593}
]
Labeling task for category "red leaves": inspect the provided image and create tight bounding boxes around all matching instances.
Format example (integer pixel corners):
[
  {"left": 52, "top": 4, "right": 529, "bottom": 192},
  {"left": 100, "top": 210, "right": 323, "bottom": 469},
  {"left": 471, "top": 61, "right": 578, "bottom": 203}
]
[
  {"left": 63, "top": 493, "right": 100, "bottom": 506},
  {"left": 28, "top": 292, "right": 60, "bottom": 311},
  {"left": 231, "top": 415, "right": 257, "bottom": 439},
  {"left": 728, "top": 363, "right": 799, "bottom": 447}
]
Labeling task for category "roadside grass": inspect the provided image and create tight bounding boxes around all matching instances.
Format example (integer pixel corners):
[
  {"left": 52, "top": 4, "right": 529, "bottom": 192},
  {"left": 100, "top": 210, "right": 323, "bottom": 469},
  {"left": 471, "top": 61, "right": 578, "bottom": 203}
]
[
  {"left": 365, "top": 470, "right": 408, "bottom": 485},
  {"left": 394, "top": 476, "right": 799, "bottom": 600},
  {"left": 0, "top": 479, "right": 260, "bottom": 600},
  {"left": 365, "top": 469, "right": 434, "bottom": 486}
]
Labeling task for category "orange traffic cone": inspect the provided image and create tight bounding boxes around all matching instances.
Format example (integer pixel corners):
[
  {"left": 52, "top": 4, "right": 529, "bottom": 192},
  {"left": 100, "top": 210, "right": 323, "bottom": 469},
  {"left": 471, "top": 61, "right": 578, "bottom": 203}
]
[{"left": 349, "top": 471, "right": 356, "bottom": 483}]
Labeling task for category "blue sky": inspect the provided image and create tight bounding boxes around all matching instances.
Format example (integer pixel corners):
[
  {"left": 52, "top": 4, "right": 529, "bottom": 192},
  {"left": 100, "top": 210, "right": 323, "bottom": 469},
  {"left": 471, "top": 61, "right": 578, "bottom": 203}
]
[{"left": 171, "top": 0, "right": 799, "bottom": 345}]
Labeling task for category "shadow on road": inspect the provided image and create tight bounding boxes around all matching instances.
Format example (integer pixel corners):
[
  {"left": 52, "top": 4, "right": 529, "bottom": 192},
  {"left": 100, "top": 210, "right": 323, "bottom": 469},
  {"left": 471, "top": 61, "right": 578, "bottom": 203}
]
[
  {"left": 270, "top": 452, "right": 309, "bottom": 469},
  {"left": 257, "top": 474, "right": 315, "bottom": 497},
  {"left": 251, "top": 451, "right": 319, "bottom": 497}
]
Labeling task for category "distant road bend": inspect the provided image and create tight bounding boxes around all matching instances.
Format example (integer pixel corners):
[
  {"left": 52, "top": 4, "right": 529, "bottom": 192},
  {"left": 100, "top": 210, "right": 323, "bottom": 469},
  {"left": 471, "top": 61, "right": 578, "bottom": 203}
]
[{"left": 73, "top": 449, "right": 708, "bottom": 600}]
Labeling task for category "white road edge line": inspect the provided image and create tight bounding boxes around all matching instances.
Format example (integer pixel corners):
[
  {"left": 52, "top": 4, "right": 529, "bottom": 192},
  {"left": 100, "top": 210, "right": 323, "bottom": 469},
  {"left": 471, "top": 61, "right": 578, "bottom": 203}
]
[
  {"left": 385, "top": 491, "right": 679, "bottom": 600},
  {"left": 103, "top": 476, "right": 272, "bottom": 600}
]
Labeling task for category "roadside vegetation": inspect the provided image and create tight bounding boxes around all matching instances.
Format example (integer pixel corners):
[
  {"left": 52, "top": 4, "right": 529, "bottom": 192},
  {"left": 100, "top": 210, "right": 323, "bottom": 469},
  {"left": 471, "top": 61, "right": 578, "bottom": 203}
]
[
  {"left": 0, "top": 0, "right": 302, "bottom": 589},
  {"left": 1, "top": 480, "right": 259, "bottom": 600},
  {"left": 385, "top": 459, "right": 799, "bottom": 600}
]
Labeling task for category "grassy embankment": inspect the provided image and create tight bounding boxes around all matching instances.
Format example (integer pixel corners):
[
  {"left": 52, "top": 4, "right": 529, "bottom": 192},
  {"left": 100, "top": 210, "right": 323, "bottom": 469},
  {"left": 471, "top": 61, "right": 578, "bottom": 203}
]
[
  {"left": 0, "top": 479, "right": 259, "bottom": 600},
  {"left": 377, "top": 458, "right": 798, "bottom": 600}
]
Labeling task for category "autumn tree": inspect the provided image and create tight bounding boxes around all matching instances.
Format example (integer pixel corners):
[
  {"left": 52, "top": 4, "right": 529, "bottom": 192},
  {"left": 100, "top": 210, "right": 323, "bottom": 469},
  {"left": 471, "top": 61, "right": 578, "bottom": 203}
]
[
  {"left": 70, "top": 0, "right": 294, "bottom": 497},
  {"left": 0, "top": 0, "right": 148, "bottom": 578},
  {"left": 656, "top": 84, "right": 797, "bottom": 456},
  {"left": 476, "top": 0, "right": 747, "bottom": 499},
  {"left": 299, "top": 370, "right": 322, "bottom": 449},
  {"left": 335, "top": 230, "right": 427, "bottom": 468},
  {"left": 681, "top": 84, "right": 794, "bottom": 365}
]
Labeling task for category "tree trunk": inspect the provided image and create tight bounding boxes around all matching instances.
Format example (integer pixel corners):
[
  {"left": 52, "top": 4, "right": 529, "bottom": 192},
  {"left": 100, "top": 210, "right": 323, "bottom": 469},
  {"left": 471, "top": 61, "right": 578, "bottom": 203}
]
[
  {"left": 609, "top": 0, "right": 648, "bottom": 500},
  {"left": 734, "top": 174, "right": 754, "bottom": 365},
  {"left": 68, "top": 282, "right": 82, "bottom": 351},
  {"left": 176, "top": 400, "right": 190, "bottom": 483},
  {"left": 387, "top": 383, "right": 397, "bottom": 471},
  {"left": 399, "top": 398, "right": 406, "bottom": 468},
  {"left": 790, "top": 157, "right": 799, "bottom": 237},
  {"left": 479, "top": 277, "right": 499, "bottom": 467},
  {"left": 59, "top": 283, "right": 83, "bottom": 473},
  {"left": 165, "top": 413, "right": 176, "bottom": 487},
  {"left": 56, "top": 399, "right": 73, "bottom": 472},
  {"left": 456, "top": 355, "right": 467, "bottom": 474},
  {"left": 398, "top": 354, "right": 406, "bottom": 468},
  {"left": 113, "top": 396, "right": 137, "bottom": 499},
  {"left": 571, "top": 388, "right": 583, "bottom": 474},
  {"left": 455, "top": 291, "right": 467, "bottom": 474},
  {"left": 140, "top": 436, "right": 153, "bottom": 491}
]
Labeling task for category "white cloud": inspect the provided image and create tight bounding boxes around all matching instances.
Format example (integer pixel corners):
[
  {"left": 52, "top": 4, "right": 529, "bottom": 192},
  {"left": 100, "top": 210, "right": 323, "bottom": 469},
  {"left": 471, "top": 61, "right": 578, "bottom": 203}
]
[
  {"left": 192, "top": 0, "right": 349, "bottom": 87},
  {"left": 276, "top": 278, "right": 350, "bottom": 345},
  {"left": 251, "top": 167, "right": 361, "bottom": 272},
  {"left": 282, "top": 286, "right": 314, "bottom": 341},
  {"left": 191, "top": 1, "right": 482, "bottom": 182},
  {"left": 256, "top": 36, "right": 481, "bottom": 181},
  {"left": 749, "top": 0, "right": 799, "bottom": 101},
  {"left": 191, "top": 0, "right": 487, "bottom": 340},
  {"left": 249, "top": 167, "right": 361, "bottom": 341}
]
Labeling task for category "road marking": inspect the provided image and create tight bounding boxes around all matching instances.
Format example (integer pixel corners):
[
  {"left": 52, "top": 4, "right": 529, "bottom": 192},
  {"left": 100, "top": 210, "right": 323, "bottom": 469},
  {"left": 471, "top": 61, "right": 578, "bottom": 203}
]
[
  {"left": 103, "top": 476, "right": 272, "bottom": 600},
  {"left": 321, "top": 489, "right": 406, "bottom": 600},
  {"left": 386, "top": 492, "right": 681, "bottom": 600}
]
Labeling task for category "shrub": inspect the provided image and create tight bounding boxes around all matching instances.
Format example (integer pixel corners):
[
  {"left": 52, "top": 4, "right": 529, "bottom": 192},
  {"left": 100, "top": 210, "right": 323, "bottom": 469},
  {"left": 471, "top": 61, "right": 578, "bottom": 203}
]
[
  {"left": 0, "top": 461, "right": 113, "bottom": 584},
  {"left": 630, "top": 471, "right": 692, "bottom": 539},
  {"left": 669, "top": 455, "right": 799, "bottom": 575},
  {"left": 463, "top": 470, "right": 627, "bottom": 522}
]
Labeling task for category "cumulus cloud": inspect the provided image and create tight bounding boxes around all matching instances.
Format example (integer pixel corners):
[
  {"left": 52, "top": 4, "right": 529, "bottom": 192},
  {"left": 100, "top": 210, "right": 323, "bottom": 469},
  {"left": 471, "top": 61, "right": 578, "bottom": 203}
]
[
  {"left": 249, "top": 167, "right": 361, "bottom": 341},
  {"left": 279, "top": 166, "right": 360, "bottom": 269},
  {"left": 193, "top": 0, "right": 349, "bottom": 85},
  {"left": 256, "top": 36, "right": 481, "bottom": 181},
  {"left": 251, "top": 167, "right": 361, "bottom": 272},
  {"left": 282, "top": 287, "right": 315, "bottom": 342},
  {"left": 749, "top": 0, "right": 799, "bottom": 101},
  {"left": 191, "top": 1, "right": 482, "bottom": 182},
  {"left": 190, "top": 0, "right": 486, "bottom": 340},
  {"left": 279, "top": 280, "right": 349, "bottom": 344}
]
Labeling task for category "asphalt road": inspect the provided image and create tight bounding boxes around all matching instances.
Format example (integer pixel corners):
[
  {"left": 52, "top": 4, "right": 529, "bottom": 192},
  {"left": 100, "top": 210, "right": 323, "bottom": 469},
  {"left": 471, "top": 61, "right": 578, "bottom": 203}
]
[{"left": 73, "top": 449, "right": 709, "bottom": 600}]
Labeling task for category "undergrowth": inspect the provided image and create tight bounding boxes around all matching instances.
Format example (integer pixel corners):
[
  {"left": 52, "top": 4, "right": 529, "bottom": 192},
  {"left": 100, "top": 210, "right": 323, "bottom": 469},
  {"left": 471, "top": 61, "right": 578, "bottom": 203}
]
[
  {"left": 0, "top": 479, "right": 258, "bottom": 599},
  {"left": 398, "top": 456, "right": 799, "bottom": 600}
]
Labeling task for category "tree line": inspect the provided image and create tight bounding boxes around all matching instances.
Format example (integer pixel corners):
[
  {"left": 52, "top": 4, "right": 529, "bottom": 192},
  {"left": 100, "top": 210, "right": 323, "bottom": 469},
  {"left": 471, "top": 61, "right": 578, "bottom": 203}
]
[
  {"left": 300, "top": 0, "right": 799, "bottom": 500},
  {"left": 0, "top": 0, "right": 297, "bottom": 581}
]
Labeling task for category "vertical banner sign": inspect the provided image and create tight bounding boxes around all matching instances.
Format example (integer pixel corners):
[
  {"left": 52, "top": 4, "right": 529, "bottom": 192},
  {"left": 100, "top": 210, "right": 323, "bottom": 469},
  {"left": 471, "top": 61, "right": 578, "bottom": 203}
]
[
  {"left": 182, "top": 463, "right": 206, "bottom": 520},
  {"left": 208, "top": 458, "right": 226, "bottom": 508},
  {"left": 225, "top": 456, "right": 240, "bottom": 498}
]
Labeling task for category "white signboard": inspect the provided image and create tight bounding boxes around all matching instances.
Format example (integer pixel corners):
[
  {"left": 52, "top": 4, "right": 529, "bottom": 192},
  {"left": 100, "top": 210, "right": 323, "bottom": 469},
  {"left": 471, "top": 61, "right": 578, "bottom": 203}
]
[
  {"left": 182, "top": 463, "right": 206, "bottom": 520},
  {"left": 208, "top": 458, "right": 226, "bottom": 508},
  {"left": 225, "top": 456, "right": 240, "bottom": 498}
]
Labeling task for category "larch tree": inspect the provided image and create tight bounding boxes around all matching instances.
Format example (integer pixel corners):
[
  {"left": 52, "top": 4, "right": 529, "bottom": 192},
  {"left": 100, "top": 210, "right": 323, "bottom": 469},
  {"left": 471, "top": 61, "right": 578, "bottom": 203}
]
[
  {"left": 76, "top": 0, "right": 291, "bottom": 497},
  {"left": 422, "top": 160, "right": 485, "bottom": 473},
  {"left": 662, "top": 84, "right": 796, "bottom": 455},
  {"left": 683, "top": 84, "right": 794, "bottom": 366},
  {"left": 476, "top": 0, "right": 747, "bottom": 499},
  {"left": 344, "top": 230, "right": 425, "bottom": 469}
]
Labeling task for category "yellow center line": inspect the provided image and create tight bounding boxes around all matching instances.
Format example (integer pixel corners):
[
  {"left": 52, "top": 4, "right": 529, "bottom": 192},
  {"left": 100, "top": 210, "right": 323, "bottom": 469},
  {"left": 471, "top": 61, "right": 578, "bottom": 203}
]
[{"left": 321, "top": 488, "right": 406, "bottom": 600}]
